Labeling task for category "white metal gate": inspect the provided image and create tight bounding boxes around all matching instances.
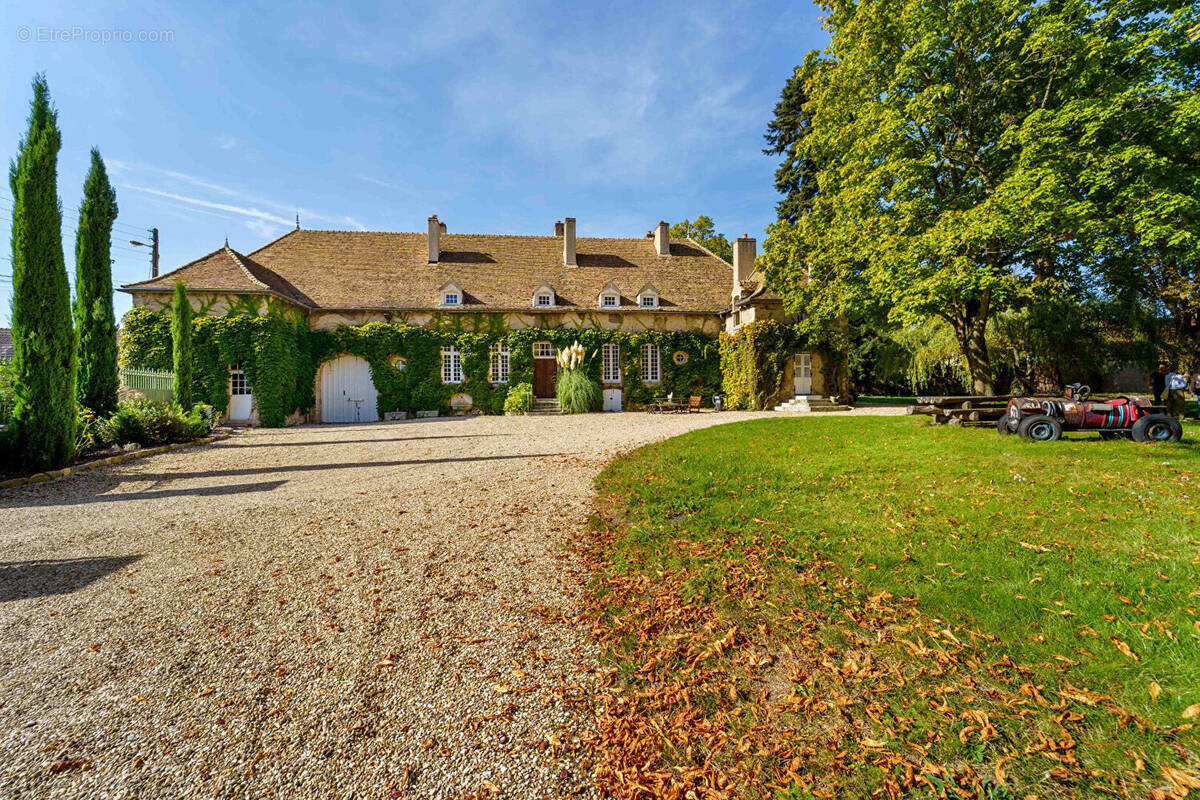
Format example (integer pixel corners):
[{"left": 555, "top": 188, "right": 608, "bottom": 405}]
[
  {"left": 320, "top": 355, "right": 379, "bottom": 423},
  {"left": 794, "top": 353, "right": 813, "bottom": 395}
]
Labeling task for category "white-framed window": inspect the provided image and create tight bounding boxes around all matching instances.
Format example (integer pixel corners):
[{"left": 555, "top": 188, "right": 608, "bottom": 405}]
[
  {"left": 600, "top": 292, "right": 619, "bottom": 308},
  {"left": 442, "top": 291, "right": 461, "bottom": 306},
  {"left": 230, "top": 365, "right": 250, "bottom": 395},
  {"left": 602, "top": 343, "right": 621, "bottom": 383},
  {"left": 639, "top": 293, "right": 659, "bottom": 308},
  {"left": 640, "top": 344, "right": 661, "bottom": 384},
  {"left": 489, "top": 341, "right": 510, "bottom": 383},
  {"left": 534, "top": 292, "right": 554, "bottom": 307},
  {"left": 441, "top": 346, "right": 463, "bottom": 384},
  {"left": 533, "top": 341, "right": 555, "bottom": 359}
]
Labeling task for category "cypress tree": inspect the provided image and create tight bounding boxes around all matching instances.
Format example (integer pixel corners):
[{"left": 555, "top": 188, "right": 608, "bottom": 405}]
[
  {"left": 73, "top": 149, "right": 119, "bottom": 415},
  {"left": 171, "top": 282, "right": 193, "bottom": 408},
  {"left": 9, "top": 74, "right": 76, "bottom": 470}
]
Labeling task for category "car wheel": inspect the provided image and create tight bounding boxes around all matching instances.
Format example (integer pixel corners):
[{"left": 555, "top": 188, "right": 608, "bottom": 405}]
[
  {"left": 997, "top": 414, "right": 1014, "bottom": 435},
  {"left": 1131, "top": 414, "right": 1183, "bottom": 443},
  {"left": 1017, "top": 414, "right": 1062, "bottom": 442}
]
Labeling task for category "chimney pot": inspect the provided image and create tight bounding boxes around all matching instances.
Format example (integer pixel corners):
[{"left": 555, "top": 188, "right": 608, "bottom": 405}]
[
  {"left": 654, "top": 220, "right": 670, "bottom": 256},
  {"left": 554, "top": 220, "right": 565, "bottom": 237},
  {"left": 563, "top": 217, "right": 577, "bottom": 267},
  {"left": 427, "top": 215, "right": 440, "bottom": 264}
]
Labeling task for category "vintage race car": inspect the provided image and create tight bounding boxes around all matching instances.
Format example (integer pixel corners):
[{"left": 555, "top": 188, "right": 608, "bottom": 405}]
[{"left": 998, "top": 385, "right": 1183, "bottom": 442}]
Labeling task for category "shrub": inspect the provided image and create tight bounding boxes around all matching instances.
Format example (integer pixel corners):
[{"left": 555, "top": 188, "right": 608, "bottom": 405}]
[
  {"left": 186, "top": 403, "right": 215, "bottom": 437},
  {"left": 73, "top": 406, "right": 100, "bottom": 460},
  {"left": 0, "top": 362, "right": 14, "bottom": 425},
  {"left": 556, "top": 369, "right": 601, "bottom": 414},
  {"left": 95, "top": 399, "right": 204, "bottom": 447},
  {"left": 503, "top": 382, "right": 534, "bottom": 415}
]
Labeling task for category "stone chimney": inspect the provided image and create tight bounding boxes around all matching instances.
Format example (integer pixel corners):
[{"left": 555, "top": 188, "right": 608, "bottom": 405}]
[
  {"left": 427, "top": 215, "right": 440, "bottom": 264},
  {"left": 732, "top": 234, "right": 756, "bottom": 298},
  {"left": 554, "top": 220, "right": 564, "bottom": 236},
  {"left": 563, "top": 217, "right": 577, "bottom": 267},
  {"left": 654, "top": 220, "right": 670, "bottom": 256}
]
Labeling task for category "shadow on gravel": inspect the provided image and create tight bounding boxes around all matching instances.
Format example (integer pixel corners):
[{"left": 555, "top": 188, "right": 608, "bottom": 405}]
[
  {"left": 2, "top": 479, "right": 289, "bottom": 508},
  {"left": 0, "top": 555, "right": 142, "bottom": 602},
  {"left": 221, "top": 433, "right": 514, "bottom": 448},
  {"left": 125, "top": 452, "right": 572, "bottom": 483}
]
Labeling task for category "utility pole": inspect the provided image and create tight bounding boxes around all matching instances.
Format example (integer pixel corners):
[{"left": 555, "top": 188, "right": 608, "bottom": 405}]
[
  {"left": 129, "top": 227, "right": 160, "bottom": 278},
  {"left": 150, "top": 227, "right": 159, "bottom": 278}
]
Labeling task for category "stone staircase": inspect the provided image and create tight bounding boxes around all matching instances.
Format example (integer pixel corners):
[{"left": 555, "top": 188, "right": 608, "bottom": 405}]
[
  {"left": 529, "top": 398, "right": 561, "bottom": 415},
  {"left": 773, "top": 394, "right": 851, "bottom": 413}
]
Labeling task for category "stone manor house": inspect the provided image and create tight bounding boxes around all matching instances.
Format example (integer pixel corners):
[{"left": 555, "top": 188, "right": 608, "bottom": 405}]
[{"left": 122, "top": 217, "right": 825, "bottom": 422}]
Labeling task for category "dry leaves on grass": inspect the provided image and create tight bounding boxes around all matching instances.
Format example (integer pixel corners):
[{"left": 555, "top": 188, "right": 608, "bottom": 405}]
[{"left": 580, "top": 524, "right": 1198, "bottom": 800}]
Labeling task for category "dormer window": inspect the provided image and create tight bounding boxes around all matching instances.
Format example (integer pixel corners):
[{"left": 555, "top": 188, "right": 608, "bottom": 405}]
[
  {"left": 532, "top": 283, "right": 556, "bottom": 308},
  {"left": 598, "top": 280, "right": 621, "bottom": 309},
  {"left": 439, "top": 279, "right": 464, "bottom": 307},
  {"left": 637, "top": 285, "right": 660, "bottom": 308}
]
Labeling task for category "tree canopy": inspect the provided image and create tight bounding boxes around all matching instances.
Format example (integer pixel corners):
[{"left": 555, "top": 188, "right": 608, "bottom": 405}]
[
  {"left": 671, "top": 217, "right": 732, "bottom": 263},
  {"left": 74, "top": 148, "right": 120, "bottom": 415},
  {"left": 762, "top": 0, "right": 1199, "bottom": 394}
]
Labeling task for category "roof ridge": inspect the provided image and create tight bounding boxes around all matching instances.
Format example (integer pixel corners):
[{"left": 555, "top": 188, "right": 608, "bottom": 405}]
[
  {"left": 223, "top": 246, "right": 271, "bottom": 291},
  {"left": 268, "top": 228, "right": 662, "bottom": 243}
]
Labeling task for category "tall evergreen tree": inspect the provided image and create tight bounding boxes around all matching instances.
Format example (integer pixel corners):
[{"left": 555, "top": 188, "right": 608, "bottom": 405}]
[
  {"left": 9, "top": 74, "right": 75, "bottom": 469},
  {"left": 763, "top": 54, "right": 824, "bottom": 224},
  {"left": 73, "top": 149, "right": 119, "bottom": 415},
  {"left": 171, "top": 282, "right": 193, "bottom": 409}
]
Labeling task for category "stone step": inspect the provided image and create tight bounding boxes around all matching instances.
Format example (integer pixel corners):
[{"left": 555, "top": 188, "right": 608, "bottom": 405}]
[
  {"left": 773, "top": 395, "right": 851, "bottom": 413},
  {"left": 530, "top": 399, "right": 561, "bottom": 415}
]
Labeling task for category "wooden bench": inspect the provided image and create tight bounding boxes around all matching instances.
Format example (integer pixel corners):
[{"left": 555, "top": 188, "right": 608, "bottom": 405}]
[{"left": 908, "top": 395, "right": 1012, "bottom": 425}]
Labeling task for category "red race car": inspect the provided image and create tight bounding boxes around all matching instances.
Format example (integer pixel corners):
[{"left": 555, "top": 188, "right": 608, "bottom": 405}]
[{"left": 998, "top": 384, "right": 1183, "bottom": 442}]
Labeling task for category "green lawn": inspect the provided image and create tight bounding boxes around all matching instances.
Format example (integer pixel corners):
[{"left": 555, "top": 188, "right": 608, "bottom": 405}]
[{"left": 588, "top": 416, "right": 1200, "bottom": 799}]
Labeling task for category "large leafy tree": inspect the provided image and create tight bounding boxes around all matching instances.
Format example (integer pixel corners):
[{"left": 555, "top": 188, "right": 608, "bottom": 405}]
[
  {"left": 73, "top": 149, "right": 120, "bottom": 414},
  {"left": 671, "top": 216, "right": 732, "bottom": 263},
  {"left": 171, "top": 282, "right": 193, "bottom": 408},
  {"left": 765, "top": 0, "right": 1118, "bottom": 394},
  {"left": 9, "top": 74, "right": 76, "bottom": 469}
]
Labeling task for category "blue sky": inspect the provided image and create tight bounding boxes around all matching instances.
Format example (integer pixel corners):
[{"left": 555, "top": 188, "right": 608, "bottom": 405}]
[{"left": 1, "top": 0, "right": 829, "bottom": 325}]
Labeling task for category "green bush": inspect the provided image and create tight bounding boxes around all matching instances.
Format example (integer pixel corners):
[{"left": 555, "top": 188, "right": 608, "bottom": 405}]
[
  {"left": 503, "top": 382, "right": 534, "bottom": 414},
  {"left": 96, "top": 399, "right": 204, "bottom": 447},
  {"left": 0, "top": 362, "right": 14, "bottom": 425},
  {"left": 556, "top": 369, "right": 601, "bottom": 414}
]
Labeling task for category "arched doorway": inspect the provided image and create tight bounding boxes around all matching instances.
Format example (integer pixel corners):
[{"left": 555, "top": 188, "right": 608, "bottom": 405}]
[{"left": 320, "top": 355, "right": 379, "bottom": 423}]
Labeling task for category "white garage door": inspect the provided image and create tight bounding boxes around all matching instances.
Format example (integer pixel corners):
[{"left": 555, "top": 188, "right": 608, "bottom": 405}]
[{"left": 320, "top": 355, "right": 379, "bottom": 423}]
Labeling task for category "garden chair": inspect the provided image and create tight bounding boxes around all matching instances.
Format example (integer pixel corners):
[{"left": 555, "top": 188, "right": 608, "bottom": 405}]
[{"left": 687, "top": 395, "right": 702, "bottom": 413}]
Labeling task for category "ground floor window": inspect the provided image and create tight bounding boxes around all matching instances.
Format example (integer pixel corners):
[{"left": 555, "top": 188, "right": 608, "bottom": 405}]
[
  {"left": 602, "top": 343, "right": 621, "bottom": 383},
  {"left": 640, "top": 344, "right": 661, "bottom": 384},
  {"left": 441, "top": 346, "right": 463, "bottom": 383},
  {"left": 230, "top": 364, "right": 250, "bottom": 395},
  {"left": 533, "top": 341, "right": 555, "bottom": 359},
  {"left": 489, "top": 342, "right": 510, "bottom": 383}
]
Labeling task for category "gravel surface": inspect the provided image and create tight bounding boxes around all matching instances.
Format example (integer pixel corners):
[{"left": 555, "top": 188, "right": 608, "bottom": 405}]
[{"left": 0, "top": 411, "right": 777, "bottom": 799}]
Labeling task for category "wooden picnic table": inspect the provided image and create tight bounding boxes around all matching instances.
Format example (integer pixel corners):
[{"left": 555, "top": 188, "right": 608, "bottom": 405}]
[
  {"left": 909, "top": 395, "right": 1013, "bottom": 425},
  {"left": 648, "top": 398, "right": 686, "bottom": 414}
]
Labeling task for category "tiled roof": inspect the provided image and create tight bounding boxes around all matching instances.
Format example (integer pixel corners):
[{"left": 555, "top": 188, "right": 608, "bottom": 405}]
[
  {"left": 0, "top": 328, "right": 12, "bottom": 361},
  {"left": 121, "top": 229, "right": 736, "bottom": 314},
  {"left": 122, "top": 246, "right": 314, "bottom": 307}
]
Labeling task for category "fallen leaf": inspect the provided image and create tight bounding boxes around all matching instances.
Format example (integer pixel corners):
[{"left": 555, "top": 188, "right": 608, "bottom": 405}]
[
  {"left": 1182, "top": 703, "right": 1200, "bottom": 719},
  {"left": 1149, "top": 681, "right": 1161, "bottom": 702},
  {"left": 1110, "top": 636, "right": 1139, "bottom": 661}
]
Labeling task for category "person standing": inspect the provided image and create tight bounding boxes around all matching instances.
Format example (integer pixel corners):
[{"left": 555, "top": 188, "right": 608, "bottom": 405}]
[
  {"left": 1151, "top": 363, "right": 1169, "bottom": 405},
  {"left": 1164, "top": 367, "right": 1188, "bottom": 419},
  {"left": 1192, "top": 368, "right": 1200, "bottom": 419}
]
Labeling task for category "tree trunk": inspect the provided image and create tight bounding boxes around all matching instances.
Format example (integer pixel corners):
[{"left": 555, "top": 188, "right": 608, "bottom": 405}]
[{"left": 952, "top": 300, "right": 995, "bottom": 396}]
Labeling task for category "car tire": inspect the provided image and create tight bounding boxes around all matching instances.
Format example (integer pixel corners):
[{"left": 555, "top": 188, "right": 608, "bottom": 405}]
[
  {"left": 997, "top": 414, "right": 1014, "bottom": 435},
  {"left": 1017, "top": 414, "right": 1062, "bottom": 441},
  {"left": 1131, "top": 414, "right": 1182, "bottom": 443}
]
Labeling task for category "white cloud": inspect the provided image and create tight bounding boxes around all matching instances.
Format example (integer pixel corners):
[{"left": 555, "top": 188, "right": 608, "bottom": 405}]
[
  {"left": 243, "top": 219, "right": 281, "bottom": 239},
  {"left": 215, "top": 134, "right": 239, "bottom": 150},
  {"left": 128, "top": 186, "right": 296, "bottom": 227}
]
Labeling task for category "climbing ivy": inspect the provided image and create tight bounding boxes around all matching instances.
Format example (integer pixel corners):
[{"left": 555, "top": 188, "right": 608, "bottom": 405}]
[
  {"left": 121, "top": 308, "right": 726, "bottom": 425},
  {"left": 718, "top": 320, "right": 801, "bottom": 409}
]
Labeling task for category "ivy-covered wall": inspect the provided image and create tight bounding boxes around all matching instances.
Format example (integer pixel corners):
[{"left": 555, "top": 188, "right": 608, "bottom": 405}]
[
  {"left": 120, "top": 307, "right": 724, "bottom": 425},
  {"left": 718, "top": 319, "right": 802, "bottom": 409}
]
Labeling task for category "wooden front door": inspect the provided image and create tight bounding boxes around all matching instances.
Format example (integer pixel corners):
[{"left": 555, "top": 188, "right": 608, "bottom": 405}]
[{"left": 534, "top": 359, "right": 557, "bottom": 398}]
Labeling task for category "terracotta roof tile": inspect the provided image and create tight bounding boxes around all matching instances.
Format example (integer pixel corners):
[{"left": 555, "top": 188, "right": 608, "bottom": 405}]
[{"left": 122, "top": 229, "right": 735, "bottom": 313}]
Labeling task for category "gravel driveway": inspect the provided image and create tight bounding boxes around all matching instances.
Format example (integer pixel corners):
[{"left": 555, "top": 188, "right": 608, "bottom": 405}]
[{"left": 0, "top": 411, "right": 771, "bottom": 799}]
